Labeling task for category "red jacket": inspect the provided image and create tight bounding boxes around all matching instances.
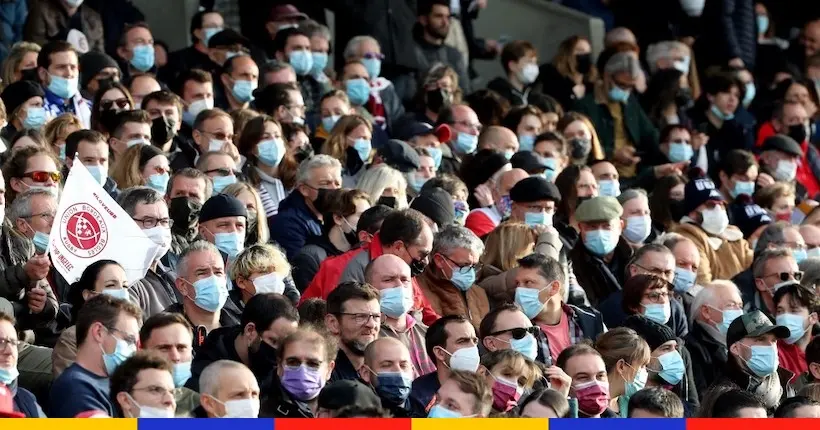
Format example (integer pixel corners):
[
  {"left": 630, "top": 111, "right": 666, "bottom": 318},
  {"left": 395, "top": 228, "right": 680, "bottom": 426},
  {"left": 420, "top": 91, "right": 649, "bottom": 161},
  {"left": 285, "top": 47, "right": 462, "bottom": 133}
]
[
  {"left": 777, "top": 339, "right": 807, "bottom": 376},
  {"left": 756, "top": 121, "right": 820, "bottom": 197},
  {"left": 299, "top": 233, "right": 440, "bottom": 325}
]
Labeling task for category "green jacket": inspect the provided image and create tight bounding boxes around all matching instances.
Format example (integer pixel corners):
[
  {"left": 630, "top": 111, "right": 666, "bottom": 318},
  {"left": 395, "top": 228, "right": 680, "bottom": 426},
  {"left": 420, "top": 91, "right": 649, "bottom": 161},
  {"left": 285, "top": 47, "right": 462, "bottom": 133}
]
[{"left": 175, "top": 387, "right": 201, "bottom": 417}]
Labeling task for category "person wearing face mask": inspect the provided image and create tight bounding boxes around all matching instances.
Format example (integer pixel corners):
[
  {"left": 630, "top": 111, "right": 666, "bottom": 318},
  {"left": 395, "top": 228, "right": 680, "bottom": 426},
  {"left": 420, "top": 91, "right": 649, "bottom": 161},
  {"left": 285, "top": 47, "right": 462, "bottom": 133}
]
[
  {"left": 0, "top": 311, "right": 46, "bottom": 417},
  {"left": 433, "top": 104, "right": 481, "bottom": 175},
  {"left": 49, "top": 294, "right": 142, "bottom": 417},
  {"left": 0, "top": 80, "right": 47, "bottom": 142},
  {"left": 556, "top": 343, "right": 615, "bottom": 418},
  {"left": 622, "top": 316, "right": 699, "bottom": 415},
  {"left": 487, "top": 40, "right": 543, "bottom": 107},
  {"left": 659, "top": 235, "right": 705, "bottom": 315},
  {"left": 671, "top": 173, "right": 752, "bottom": 284},
  {"left": 79, "top": 51, "right": 122, "bottom": 102},
  {"left": 759, "top": 104, "right": 820, "bottom": 200},
  {"left": 114, "top": 23, "right": 157, "bottom": 80},
  {"left": 594, "top": 327, "right": 651, "bottom": 417},
  {"left": 271, "top": 27, "right": 326, "bottom": 118},
  {"left": 426, "top": 369, "right": 493, "bottom": 418},
  {"left": 417, "top": 226, "right": 488, "bottom": 329},
  {"left": 160, "top": 10, "right": 224, "bottom": 85},
  {"left": 755, "top": 183, "right": 797, "bottom": 224},
  {"left": 720, "top": 310, "right": 793, "bottom": 411},
  {"left": 570, "top": 196, "right": 633, "bottom": 306},
  {"left": 187, "top": 293, "right": 298, "bottom": 395},
  {"left": 358, "top": 337, "right": 417, "bottom": 417},
  {"left": 197, "top": 360, "right": 260, "bottom": 418},
  {"left": 216, "top": 55, "right": 259, "bottom": 112},
  {"left": 478, "top": 349, "right": 543, "bottom": 414},
  {"left": 197, "top": 194, "right": 248, "bottom": 267},
  {"left": 260, "top": 327, "right": 336, "bottom": 417},
  {"left": 410, "top": 2, "right": 471, "bottom": 95},
  {"left": 226, "top": 244, "right": 300, "bottom": 319},
  {"left": 772, "top": 283, "right": 819, "bottom": 375},
  {"left": 37, "top": 41, "right": 91, "bottom": 128},
  {"left": 142, "top": 91, "right": 184, "bottom": 156},
  {"left": 464, "top": 167, "right": 527, "bottom": 239},
  {"left": 110, "top": 351, "right": 176, "bottom": 418},
  {"left": 617, "top": 188, "right": 653, "bottom": 249},
  {"left": 793, "top": 336, "right": 820, "bottom": 394}
]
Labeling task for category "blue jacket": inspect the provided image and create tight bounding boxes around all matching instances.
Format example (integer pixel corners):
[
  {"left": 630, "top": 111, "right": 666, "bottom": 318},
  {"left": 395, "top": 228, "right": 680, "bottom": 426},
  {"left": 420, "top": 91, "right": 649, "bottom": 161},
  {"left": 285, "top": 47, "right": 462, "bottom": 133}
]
[
  {"left": 268, "top": 190, "right": 321, "bottom": 261},
  {"left": 0, "top": 0, "right": 26, "bottom": 63},
  {"left": 11, "top": 380, "right": 44, "bottom": 418}
]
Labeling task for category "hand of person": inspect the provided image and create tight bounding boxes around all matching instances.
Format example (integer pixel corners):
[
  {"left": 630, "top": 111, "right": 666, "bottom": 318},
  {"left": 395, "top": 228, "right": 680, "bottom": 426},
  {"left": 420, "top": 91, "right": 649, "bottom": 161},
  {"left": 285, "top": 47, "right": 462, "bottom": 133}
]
[
  {"left": 544, "top": 365, "right": 572, "bottom": 397},
  {"left": 728, "top": 57, "right": 745, "bottom": 68},
  {"left": 654, "top": 161, "right": 690, "bottom": 178},
  {"left": 614, "top": 146, "right": 640, "bottom": 166},
  {"left": 474, "top": 183, "right": 494, "bottom": 208},
  {"left": 572, "top": 84, "right": 586, "bottom": 98},
  {"left": 27, "top": 287, "right": 47, "bottom": 314},
  {"left": 691, "top": 132, "right": 709, "bottom": 150},
  {"left": 757, "top": 172, "right": 775, "bottom": 188},
  {"left": 24, "top": 254, "right": 50, "bottom": 281},
  {"left": 531, "top": 224, "right": 558, "bottom": 237},
  {"left": 484, "top": 39, "right": 501, "bottom": 55},
  {"left": 223, "top": 142, "right": 241, "bottom": 164}
]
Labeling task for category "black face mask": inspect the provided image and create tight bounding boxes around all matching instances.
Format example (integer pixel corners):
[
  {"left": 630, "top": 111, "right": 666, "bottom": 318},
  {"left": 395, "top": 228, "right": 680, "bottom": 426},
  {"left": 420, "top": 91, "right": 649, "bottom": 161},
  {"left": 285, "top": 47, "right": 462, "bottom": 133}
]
[
  {"left": 345, "top": 146, "right": 365, "bottom": 174},
  {"left": 169, "top": 197, "right": 201, "bottom": 241},
  {"left": 344, "top": 229, "right": 359, "bottom": 247},
  {"left": 575, "top": 53, "right": 592, "bottom": 75},
  {"left": 314, "top": 187, "right": 330, "bottom": 204},
  {"left": 425, "top": 88, "right": 451, "bottom": 113},
  {"left": 569, "top": 137, "right": 592, "bottom": 160},
  {"left": 576, "top": 195, "right": 592, "bottom": 209},
  {"left": 248, "top": 338, "right": 278, "bottom": 378},
  {"left": 669, "top": 199, "right": 685, "bottom": 223},
  {"left": 20, "top": 68, "right": 39, "bottom": 83},
  {"left": 294, "top": 144, "right": 314, "bottom": 164},
  {"left": 409, "top": 257, "right": 427, "bottom": 277},
  {"left": 376, "top": 195, "right": 398, "bottom": 208},
  {"left": 99, "top": 109, "right": 120, "bottom": 133},
  {"left": 675, "top": 88, "right": 694, "bottom": 110},
  {"left": 788, "top": 124, "right": 808, "bottom": 143},
  {"left": 151, "top": 116, "right": 176, "bottom": 146}
]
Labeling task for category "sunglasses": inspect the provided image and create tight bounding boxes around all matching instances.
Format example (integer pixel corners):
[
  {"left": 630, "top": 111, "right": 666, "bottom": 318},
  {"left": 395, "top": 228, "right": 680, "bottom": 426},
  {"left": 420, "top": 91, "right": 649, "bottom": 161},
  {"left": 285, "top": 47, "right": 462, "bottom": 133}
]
[
  {"left": 100, "top": 98, "right": 130, "bottom": 111},
  {"left": 763, "top": 271, "right": 804, "bottom": 282},
  {"left": 488, "top": 326, "right": 540, "bottom": 340},
  {"left": 24, "top": 171, "right": 61, "bottom": 182}
]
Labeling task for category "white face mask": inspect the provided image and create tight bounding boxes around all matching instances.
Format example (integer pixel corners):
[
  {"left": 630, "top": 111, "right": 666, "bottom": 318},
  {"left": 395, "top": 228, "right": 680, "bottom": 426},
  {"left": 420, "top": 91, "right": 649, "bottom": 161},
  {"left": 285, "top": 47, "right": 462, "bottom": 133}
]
[
  {"left": 445, "top": 345, "right": 480, "bottom": 372},
  {"left": 252, "top": 272, "right": 286, "bottom": 295},
  {"left": 701, "top": 206, "right": 729, "bottom": 236},
  {"left": 126, "top": 393, "right": 174, "bottom": 418},
  {"left": 208, "top": 139, "right": 224, "bottom": 152},
  {"left": 774, "top": 159, "right": 797, "bottom": 182},
  {"left": 219, "top": 397, "right": 260, "bottom": 418},
  {"left": 143, "top": 226, "right": 172, "bottom": 260}
]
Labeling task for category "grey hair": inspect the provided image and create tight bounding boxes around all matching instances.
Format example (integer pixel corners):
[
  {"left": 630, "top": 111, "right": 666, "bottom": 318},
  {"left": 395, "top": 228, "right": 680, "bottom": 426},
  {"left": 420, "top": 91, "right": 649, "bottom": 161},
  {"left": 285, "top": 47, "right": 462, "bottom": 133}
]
[
  {"left": 754, "top": 223, "right": 795, "bottom": 256},
  {"left": 689, "top": 280, "right": 742, "bottom": 325},
  {"left": 260, "top": 59, "right": 294, "bottom": 75},
  {"left": 604, "top": 52, "right": 642, "bottom": 79},
  {"left": 301, "top": 20, "right": 331, "bottom": 41},
  {"left": 295, "top": 154, "right": 342, "bottom": 185},
  {"left": 605, "top": 27, "right": 637, "bottom": 46},
  {"left": 343, "top": 35, "right": 379, "bottom": 61},
  {"left": 752, "top": 248, "right": 793, "bottom": 279},
  {"left": 799, "top": 257, "right": 820, "bottom": 289},
  {"left": 8, "top": 189, "right": 55, "bottom": 225},
  {"left": 655, "top": 231, "right": 688, "bottom": 249},
  {"left": 117, "top": 186, "right": 165, "bottom": 217},
  {"left": 177, "top": 240, "right": 221, "bottom": 279},
  {"left": 646, "top": 41, "right": 688, "bottom": 73},
  {"left": 432, "top": 225, "right": 485, "bottom": 258},
  {"left": 199, "top": 359, "right": 251, "bottom": 396},
  {"left": 616, "top": 188, "right": 647, "bottom": 206}
]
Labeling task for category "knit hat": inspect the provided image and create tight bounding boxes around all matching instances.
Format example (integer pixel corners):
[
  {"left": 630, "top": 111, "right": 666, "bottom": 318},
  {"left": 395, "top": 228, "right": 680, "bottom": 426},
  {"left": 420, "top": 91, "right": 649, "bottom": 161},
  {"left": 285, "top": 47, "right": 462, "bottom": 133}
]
[
  {"left": 509, "top": 176, "right": 561, "bottom": 203},
  {"left": 0, "top": 80, "right": 44, "bottom": 115},
  {"left": 728, "top": 195, "right": 772, "bottom": 238},
  {"left": 411, "top": 187, "right": 454, "bottom": 228},
  {"left": 681, "top": 169, "right": 724, "bottom": 218},
  {"left": 318, "top": 380, "right": 381, "bottom": 411},
  {"left": 79, "top": 51, "right": 120, "bottom": 89},
  {"left": 198, "top": 194, "right": 247, "bottom": 223},
  {"left": 378, "top": 139, "right": 420, "bottom": 173},
  {"left": 621, "top": 315, "right": 676, "bottom": 350}
]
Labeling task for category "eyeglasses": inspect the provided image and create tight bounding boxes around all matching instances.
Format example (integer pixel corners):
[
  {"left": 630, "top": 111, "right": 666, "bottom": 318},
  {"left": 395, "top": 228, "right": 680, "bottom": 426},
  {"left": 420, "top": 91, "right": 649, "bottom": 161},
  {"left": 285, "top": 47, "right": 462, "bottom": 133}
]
[
  {"left": 488, "top": 326, "right": 540, "bottom": 340},
  {"left": 643, "top": 290, "right": 670, "bottom": 303},
  {"left": 634, "top": 263, "right": 675, "bottom": 280},
  {"left": 100, "top": 98, "right": 130, "bottom": 111},
  {"left": 0, "top": 338, "right": 20, "bottom": 350},
  {"left": 337, "top": 312, "right": 381, "bottom": 325},
  {"left": 132, "top": 217, "right": 173, "bottom": 228},
  {"left": 23, "top": 171, "right": 61, "bottom": 182},
  {"left": 132, "top": 385, "right": 175, "bottom": 397},
  {"left": 204, "top": 168, "right": 239, "bottom": 177},
  {"left": 442, "top": 254, "right": 482, "bottom": 272},
  {"left": 362, "top": 52, "right": 385, "bottom": 60},
  {"left": 762, "top": 271, "right": 804, "bottom": 282},
  {"left": 26, "top": 211, "right": 56, "bottom": 223},
  {"left": 106, "top": 326, "right": 138, "bottom": 348},
  {"left": 199, "top": 130, "right": 234, "bottom": 142},
  {"left": 287, "top": 104, "right": 306, "bottom": 114}
]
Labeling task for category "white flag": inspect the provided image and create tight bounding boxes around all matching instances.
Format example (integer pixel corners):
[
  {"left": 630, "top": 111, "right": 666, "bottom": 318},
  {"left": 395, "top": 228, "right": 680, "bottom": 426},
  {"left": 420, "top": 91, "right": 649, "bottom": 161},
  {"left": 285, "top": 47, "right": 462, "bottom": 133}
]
[{"left": 48, "top": 162, "right": 160, "bottom": 285}]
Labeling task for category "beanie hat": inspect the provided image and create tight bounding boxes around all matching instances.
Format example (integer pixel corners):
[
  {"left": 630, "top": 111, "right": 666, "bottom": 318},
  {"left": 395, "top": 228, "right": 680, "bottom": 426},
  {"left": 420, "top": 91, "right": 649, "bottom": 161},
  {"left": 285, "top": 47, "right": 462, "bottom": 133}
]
[
  {"left": 410, "top": 187, "right": 454, "bottom": 228},
  {"left": 79, "top": 51, "right": 120, "bottom": 89},
  {"left": 199, "top": 194, "right": 248, "bottom": 223},
  {"left": 621, "top": 315, "right": 676, "bottom": 350},
  {"left": 728, "top": 195, "right": 772, "bottom": 238},
  {"left": 681, "top": 168, "right": 724, "bottom": 219},
  {"left": 0, "top": 80, "right": 44, "bottom": 115}
]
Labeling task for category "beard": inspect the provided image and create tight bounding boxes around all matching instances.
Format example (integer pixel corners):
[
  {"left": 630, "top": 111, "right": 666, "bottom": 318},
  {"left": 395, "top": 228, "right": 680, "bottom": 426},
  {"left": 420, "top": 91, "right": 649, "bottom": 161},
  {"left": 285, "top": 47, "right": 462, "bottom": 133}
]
[
  {"left": 426, "top": 24, "right": 449, "bottom": 40},
  {"left": 344, "top": 338, "right": 371, "bottom": 356}
]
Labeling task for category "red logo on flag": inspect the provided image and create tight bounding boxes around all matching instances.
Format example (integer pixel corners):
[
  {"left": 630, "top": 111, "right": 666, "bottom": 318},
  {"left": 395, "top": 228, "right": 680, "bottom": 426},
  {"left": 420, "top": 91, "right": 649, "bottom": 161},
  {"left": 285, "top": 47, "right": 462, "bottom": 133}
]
[{"left": 60, "top": 204, "right": 108, "bottom": 258}]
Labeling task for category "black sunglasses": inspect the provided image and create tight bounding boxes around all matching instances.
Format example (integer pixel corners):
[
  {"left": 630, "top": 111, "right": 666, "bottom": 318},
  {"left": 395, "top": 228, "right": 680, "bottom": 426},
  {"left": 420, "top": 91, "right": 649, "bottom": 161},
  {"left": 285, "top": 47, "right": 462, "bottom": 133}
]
[{"left": 488, "top": 326, "right": 540, "bottom": 340}]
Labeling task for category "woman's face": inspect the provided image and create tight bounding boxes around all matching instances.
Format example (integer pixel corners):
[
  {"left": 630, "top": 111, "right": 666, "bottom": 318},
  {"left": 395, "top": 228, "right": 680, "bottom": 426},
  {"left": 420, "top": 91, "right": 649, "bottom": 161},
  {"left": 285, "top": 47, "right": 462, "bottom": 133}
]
[
  {"left": 418, "top": 155, "right": 436, "bottom": 179},
  {"left": 141, "top": 155, "right": 170, "bottom": 181},
  {"left": 339, "top": 197, "right": 371, "bottom": 229},
  {"left": 542, "top": 112, "right": 559, "bottom": 132},
  {"left": 562, "top": 120, "right": 591, "bottom": 141},
  {"left": 17, "top": 96, "right": 44, "bottom": 125},
  {"left": 321, "top": 96, "right": 350, "bottom": 118},
  {"left": 435, "top": 76, "right": 454, "bottom": 94},
  {"left": 287, "top": 130, "right": 310, "bottom": 150},
  {"left": 669, "top": 184, "right": 685, "bottom": 200},
  {"left": 14, "top": 52, "right": 38, "bottom": 82},
  {"left": 639, "top": 285, "right": 670, "bottom": 312},
  {"left": 236, "top": 190, "right": 257, "bottom": 215},
  {"left": 576, "top": 169, "right": 598, "bottom": 198},
  {"left": 54, "top": 124, "right": 80, "bottom": 150},
  {"left": 92, "top": 264, "right": 128, "bottom": 294},
  {"left": 771, "top": 195, "right": 795, "bottom": 218},
  {"left": 573, "top": 39, "right": 591, "bottom": 55},
  {"left": 100, "top": 88, "right": 132, "bottom": 113},
  {"left": 259, "top": 120, "right": 283, "bottom": 142},
  {"left": 346, "top": 124, "right": 372, "bottom": 146},
  {"left": 517, "top": 114, "right": 542, "bottom": 137},
  {"left": 785, "top": 83, "right": 818, "bottom": 116},
  {"left": 12, "top": 136, "right": 41, "bottom": 152}
]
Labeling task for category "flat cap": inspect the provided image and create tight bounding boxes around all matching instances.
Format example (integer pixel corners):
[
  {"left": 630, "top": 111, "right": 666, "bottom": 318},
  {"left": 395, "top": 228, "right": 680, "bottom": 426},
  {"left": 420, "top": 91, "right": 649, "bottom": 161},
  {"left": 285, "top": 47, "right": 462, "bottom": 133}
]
[
  {"left": 509, "top": 176, "right": 561, "bottom": 203},
  {"left": 575, "top": 196, "right": 623, "bottom": 222},
  {"left": 761, "top": 134, "right": 802, "bottom": 157}
]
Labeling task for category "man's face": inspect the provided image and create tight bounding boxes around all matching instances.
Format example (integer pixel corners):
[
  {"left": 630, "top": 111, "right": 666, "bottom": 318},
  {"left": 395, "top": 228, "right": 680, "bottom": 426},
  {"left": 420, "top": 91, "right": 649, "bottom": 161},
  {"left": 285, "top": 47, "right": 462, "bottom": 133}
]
[
  {"left": 579, "top": 219, "right": 623, "bottom": 251},
  {"left": 451, "top": 105, "right": 481, "bottom": 137},
  {"left": 710, "top": 87, "right": 740, "bottom": 116},
  {"left": 256, "top": 317, "right": 298, "bottom": 351},
  {"left": 76, "top": 140, "right": 109, "bottom": 171},
  {"left": 775, "top": 292, "right": 817, "bottom": 329},
  {"left": 13, "top": 155, "right": 58, "bottom": 194},
  {"left": 778, "top": 103, "right": 810, "bottom": 130},
  {"left": 122, "top": 368, "right": 176, "bottom": 417},
  {"left": 263, "top": 68, "right": 297, "bottom": 86},
  {"left": 621, "top": 195, "right": 649, "bottom": 220},
  {"left": 19, "top": 194, "right": 57, "bottom": 237},
  {"left": 276, "top": 89, "right": 306, "bottom": 124},
  {"left": 661, "top": 128, "right": 691, "bottom": 157},
  {"left": 223, "top": 57, "right": 259, "bottom": 95},
  {"left": 672, "top": 240, "right": 700, "bottom": 273},
  {"left": 435, "top": 246, "right": 478, "bottom": 281},
  {"left": 800, "top": 225, "right": 820, "bottom": 251},
  {"left": 182, "top": 80, "right": 214, "bottom": 105},
  {"left": 761, "top": 150, "right": 800, "bottom": 173},
  {"left": 398, "top": 226, "right": 434, "bottom": 268},
  {"left": 436, "top": 320, "right": 478, "bottom": 367},
  {"left": 113, "top": 122, "right": 152, "bottom": 157},
  {"left": 181, "top": 249, "right": 225, "bottom": 288},
  {"left": 565, "top": 353, "right": 608, "bottom": 386},
  {"left": 701, "top": 286, "right": 743, "bottom": 326},
  {"left": 421, "top": 5, "right": 451, "bottom": 39},
  {"left": 123, "top": 27, "right": 155, "bottom": 60},
  {"left": 129, "top": 76, "right": 162, "bottom": 107},
  {"left": 201, "top": 154, "right": 236, "bottom": 179},
  {"left": 145, "top": 100, "right": 181, "bottom": 133},
  {"left": 576, "top": 170, "right": 599, "bottom": 198},
  {"left": 731, "top": 333, "right": 777, "bottom": 364},
  {"left": 327, "top": 298, "right": 380, "bottom": 355},
  {"left": 168, "top": 176, "right": 207, "bottom": 202},
  {"left": 361, "top": 341, "right": 413, "bottom": 386},
  {"left": 435, "top": 378, "right": 477, "bottom": 416},
  {"left": 284, "top": 35, "right": 311, "bottom": 58},
  {"left": 277, "top": 338, "right": 333, "bottom": 392},
  {"left": 44, "top": 51, "right": 79, "bottom": 80},
  {"left": 369, "top": 258, "right": 412, "bottom": 291},
  {"left": 143, "top": 323, "right": 193, "bottom": 364},
  {"left": 483, "top": 309, "right": 532, "bottom": 352},
  {"left": 297, "top": 166, "right": 342, "bottom": 201},
  {"left": 756, "top": 256, "right": 800, "bottom": 296},
  {"left": 0, "top": 320, "right": 18, "bottom": 369},
  {"left": 342, "top": 62, "right": 370, "bottom": 82},
  {"left": 132, "top": 201, "right": 170, "bottom": 231},
  {"left": 196, "top": 12, "right": 224, "bottom": 44},
  {"left": 311, "top": 35, "right": 330, "bottom": 55},
  {"left": 194, "top": 116, "right": 235, "bottom": 152},
  {"left": 722, "top": 165, "right": 758, "bottom": 195},
  {"left": 629, "top": 250, "right": 675, "bottom": 283},
  {"left": 100, "top": 312, "right": 141, "bottom": 371},
  {"left": 200, "top": 216, "right": 246, "bottom": 242},
  {"left": 203, "top": 366, "right": 260, "bottom": 418},
  {"left": 592, "top": 161, "right": 619, "bottom": 183},
  {"left": 803, "top": 21, "right": 820, "bottom": 57}
]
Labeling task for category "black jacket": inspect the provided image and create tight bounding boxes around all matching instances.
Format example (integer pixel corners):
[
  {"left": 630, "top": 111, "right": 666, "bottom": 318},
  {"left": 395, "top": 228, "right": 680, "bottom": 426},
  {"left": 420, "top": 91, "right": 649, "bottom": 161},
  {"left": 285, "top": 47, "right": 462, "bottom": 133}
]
[
  {"left": 685, "top": 321, "right": 729, "bottom": 399},
  {"left": 291, "top": 234, "right": 344, "bottom": 293},
  {"left": 599, "top": 292, "right": 690, "bottom": 338},
  {"left": 410, "top": 24, "right": 471, "bottom": 95},
  {"left": 696, "top": 0, "right": 757, "bottom": 69},
  {"left": 687, "top": 103, "right": 756, "bottom": 180},
  {"left": 185, "top": 325, "right": 243, "bottom": 393},
  {"left": 221, "top": 278, "right": 300, "bottom": 324},
  {"left": 329, "top": 349, "right": 363, "bottom": 383},
  {"left": 536, "top": 63, "right": 584, "bottom": 110},
  {"left": 259, "top": 372, "right": 314, "bottom": 418},
  {"left": 714, "top": 354, "right": 794, "bottom": 412},
  {"left": 569, "top": 237, "right": 633, "bottom": 307},
  {"left": 164, "top": 301, "right": 240, "bottom": 354},
  {"left": 409, "top": 371, "right": 439, "bottom": 417},
  {"left": 159, "top": 46, "right": 218, "bottom": 86},
  {"left": 731, "top": 268, "right": 774, "bottom": 320},
  {"left": 487, "top": 77, "right": 533, "bottom": 107}
]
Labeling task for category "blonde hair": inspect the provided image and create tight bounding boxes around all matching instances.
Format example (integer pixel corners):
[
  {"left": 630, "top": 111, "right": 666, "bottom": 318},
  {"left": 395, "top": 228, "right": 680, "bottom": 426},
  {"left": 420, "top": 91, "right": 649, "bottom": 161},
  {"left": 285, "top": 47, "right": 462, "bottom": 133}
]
[
  {"left": 111, "top": 144, "right": 164, "bottom": 189},
  {"left": 321, "top": 114, "right": 372, "bottom": 163},
  {"left": 754, "top": 182, "right": 796, "bottom": 210},
  {"left": 220, "top": 182, "right": 270, "bottom": 244},
  {"left": 356, "top": 164, "right": 408, "bottom": 208},
  {"left": 480, "top": 349, "right": 543, "bottom": 390},
  {"left": 1, "top": 42, "right": 41, "bottom": 91},
  {"left": 229, "top": 243, "right": 290, "bottom": 281},
  {"left": 43, "top": 113, "right": 82, "bottom": 155},
  {"left": 594, "top": 327, "right": 651, "bottom": 375},
  {"left": 480, "top": 222, "right": 537, "bottom": 271},
  {"left": 799, "top": 383, "right": 820, "bottom": 402}
]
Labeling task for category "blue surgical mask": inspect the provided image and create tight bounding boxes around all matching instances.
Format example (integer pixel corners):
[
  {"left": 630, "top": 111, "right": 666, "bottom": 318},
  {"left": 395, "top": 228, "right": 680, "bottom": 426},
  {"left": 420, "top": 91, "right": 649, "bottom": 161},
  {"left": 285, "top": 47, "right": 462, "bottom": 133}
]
[
  {"left": 518, "top": 134, "right": 535, "bottom": 152},
  {"left": 23, "top": 106, "right": 47, "bottom": 129},
  {"left": 48, "top": 74, "right": 79, "bottom": 99},
  {"left": 101, "top": 335, "right": 137, "bottom": 375},
  {"left": 408, "top": 172, "right": 427, "bottom": 193},
  {"left": 672, "top": 56, "right": 690, "bottom": 74},
  {"left": 101, "top": 288, "right": 130, "bottom": 301},
  {"left": 757, "top": 15, "right": 769, "bottom": 35},
  {"left": 454, "top": 132, "right": 478, "bottom": 155},
  {"left": 321, "top": 115, "right": 341, "bottom": 132},
  {"left": 583, "top": 229, "right": 618, "bottom": 256},
  {"left": 147, "top": 172, "right": 169, "bottom": 194},
  {"left": 214, "top": 232, "right": 244, "bottom": 258},
  {"left": 623, "top": 215, "right": 651, "bottom": 244},
  {"left": 668, "top": 142, "right": 694, "bottom": 163},
  {"left": 740, "top": 344, "right": 778, "bottom": 377},
  {"left": 33, "top": 231, "right": 49, "bottom": 254},
  {"left": 542, "top": 158, "right": 558, "bottom": 182},
  {"left": 503, "top": 150, "right": 514, "bottom": 160},
  {"left": 257, "top": 138, "right": 286, "bottom": 167},
  {"left": 624, "top": 365, "right": 647, "bottom": 397},
  {"left": 598, "top": 179, "right": 620, "bottom": 197},
  {"left": 776, "top": 313, "right": 808, "bottom": 344},
  {"left": 0, "top": 366, "right": 19, "bottom": 385},
  {"left": 190, "top": 274, "right": 229, "bottom": 312},
  {"left": 524, "top": 211, "right": 552, "bottom": 227},
  {"left": 58, "top": 144, "right": 66, "bottom": 161},
  {"left": 202, "top": 27, "right": 222, "bottom": 46},
  {"left": 643, "top": 302, "right": 671, "bottom": 324},
  {"left": 311, "top": 52, "right": 329, "bottom": 75},
  {"left": 362, "top": 58, "right": 382, "bottom": 79},
  {"left": 514, "top": 287, "right": 547, "bottom": 319},
  {"left": 352, "top": 137, "right": 372, "bottom": 163},
  {"left": 657, "top": 350, "right": 685, "bottom": 385},
  {"left": 793, "top": 248, "right": 808, "bottom": 263},
  {"left": 730, "top": 180, "right": 755, "bottom": 198},
  {"left": 428, "top": 404, "right": 464, "bottom": 418},
  {"left": 743, "top": 82, "right": 756, "bottom": 107},
  {"left": 710, "top": 104, "right": 734, "bottom": 121},
  {"left": 672, "top": 267, "right": 696, "bottom": 294},
  {"left": 608, "top": 85, "right": 630, "bottom": 103},
  {"left": 716, "top": 308, "right": 743, "bottom": 335},
  {"left": 447, "top": 261, "right": 476, "bottom": 292},
  {"left": 346, "top": 78, "right": 371, "bottom": 106},
  {"left": 172, "top": 361, "right": 192, "bottom": 387},
  {"left": 212, "top": 175, "right": 237, "bottom": 193},
  {"left": 130, "top": 44, "right": 156, "bottom": 72},
  {"left": 87, "top": 164, "right": 107, "bottom": 186},
  {"left": 231, "top": 79, "right": 256, "bottom": 103},
  {"left": 427, "top": 146, "right": 443, "bottom": 170},
  {"left": 374, "top": 371, "right": 412, "bottom": 405},
  {"left": 379, "top": 286, "right": 413, "bottom": 318},
  {"left": 288, "top": 50, "right": 313, "bottom": 75},
  {"left": 510, "top": 333, "right": 538, "bottom": 360}
]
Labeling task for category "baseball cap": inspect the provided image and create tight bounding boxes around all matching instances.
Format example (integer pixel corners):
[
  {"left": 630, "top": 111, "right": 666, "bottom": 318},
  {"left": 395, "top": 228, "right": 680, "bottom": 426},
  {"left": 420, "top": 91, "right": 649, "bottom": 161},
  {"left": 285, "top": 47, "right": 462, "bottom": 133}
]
[
  {"left": 208, "top": 29, "right": 251, "bottom": 50},
  {"left": 510, "top": 151, "right": 548, "bottom": 174},
  {"left": 575, "top": 196, "right": 623, "bottom": 223},
  {"left": 726, "top": 309, "right": 790, "bottom": 347},
  {"left": 399, "top": 122, "right": 452, "bottom": 143},
  {"left": 269, "top": 4, "right": 308, "bottom": 22}
]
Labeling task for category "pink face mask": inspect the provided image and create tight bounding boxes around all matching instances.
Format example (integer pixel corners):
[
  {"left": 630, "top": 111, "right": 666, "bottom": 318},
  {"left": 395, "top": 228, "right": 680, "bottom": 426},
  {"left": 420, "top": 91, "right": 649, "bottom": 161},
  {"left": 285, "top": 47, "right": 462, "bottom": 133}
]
[
  {"left": 491, "top": 376, "right": 523, "bottom": 412},
  {"left": 572, "top": 380, "right": 610, "bottom": 416}
]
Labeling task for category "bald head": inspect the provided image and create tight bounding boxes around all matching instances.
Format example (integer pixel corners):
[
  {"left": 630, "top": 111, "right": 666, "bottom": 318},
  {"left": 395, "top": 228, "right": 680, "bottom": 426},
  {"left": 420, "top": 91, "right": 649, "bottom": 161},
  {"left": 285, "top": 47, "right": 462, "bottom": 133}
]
[
  {"left": 479, "top": 126, "right": 518, "bottom": 153},
  {"left": 364, "top": 254, "right": 412, "bottom": 290},
  {"left": 496, "top": 168, "right": 529, "bottom": 196},
  {"left": 605, "top": 27, "right": 637, "bottom": 47},
  {"left": 800, "top": 224, "right": 820, "bottom": 249}
]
